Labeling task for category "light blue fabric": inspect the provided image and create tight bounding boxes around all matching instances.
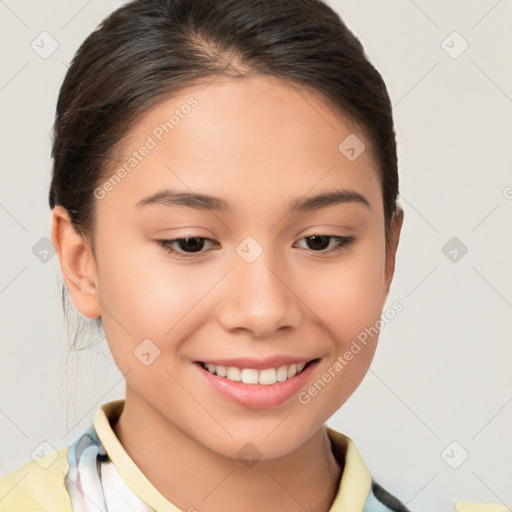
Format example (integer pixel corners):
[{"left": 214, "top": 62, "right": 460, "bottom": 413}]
[
  {"left": 66, "top": 424, "right": 109, "bottom": 512},
  {"left": 65, "top": 423, "right": 156, "bottom": 511}
]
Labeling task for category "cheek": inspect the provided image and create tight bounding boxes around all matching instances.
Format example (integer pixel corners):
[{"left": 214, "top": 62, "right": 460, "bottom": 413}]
[
  {"left": 296, "top": 242, "right": 386, "bottom": 417},
  {"left": 100, "top": 251, "right": 212, "bottom": 339},
  {"left": 303, "top": 237, "right": 387, "bottom": 341},
  {"left": 95, "top": 240, "right": 216, "bottom": 362}
]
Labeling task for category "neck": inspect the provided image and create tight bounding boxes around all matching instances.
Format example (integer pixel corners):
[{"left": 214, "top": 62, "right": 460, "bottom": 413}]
[{"left": 112, "top": 386, "right": 343, "bottom": 512}]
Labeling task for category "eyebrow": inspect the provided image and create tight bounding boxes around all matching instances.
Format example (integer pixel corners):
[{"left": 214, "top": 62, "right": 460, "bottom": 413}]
[{"left": 135, "top": 188, "right": 371, "bottom": 213}]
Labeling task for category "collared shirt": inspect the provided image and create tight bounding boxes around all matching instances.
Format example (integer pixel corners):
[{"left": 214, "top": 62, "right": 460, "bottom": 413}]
[{"left": 0, "top": 400, "right": 501, "bottom": 511}]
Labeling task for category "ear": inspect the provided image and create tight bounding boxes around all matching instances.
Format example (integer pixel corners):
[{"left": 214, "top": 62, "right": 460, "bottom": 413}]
[
  {"left": 50, "top": 205, "right": 101, "bottom": 319},
  {"left": 383, "top": 206, "right": 404, "bottom": 298}
]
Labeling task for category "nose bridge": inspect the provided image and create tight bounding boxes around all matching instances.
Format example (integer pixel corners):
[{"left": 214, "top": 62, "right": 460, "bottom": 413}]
[{"left": 217, "top": 241, "right": 301, "bottom": 337}]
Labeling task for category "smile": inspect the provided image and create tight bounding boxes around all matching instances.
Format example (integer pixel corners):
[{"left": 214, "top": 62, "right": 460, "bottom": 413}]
[{"left": 198, "top": 360, "right": 318, "bottom": 385}]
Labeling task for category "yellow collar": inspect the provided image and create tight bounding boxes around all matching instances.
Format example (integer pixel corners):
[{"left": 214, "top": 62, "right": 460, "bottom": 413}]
[{"left": 94, "top": 399, "right": 372, "bottom": 512}]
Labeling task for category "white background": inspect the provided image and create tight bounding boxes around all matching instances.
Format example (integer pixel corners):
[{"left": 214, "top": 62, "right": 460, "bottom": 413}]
[{"left": 0, "top": 1, "right": 511, "bottom": 510}]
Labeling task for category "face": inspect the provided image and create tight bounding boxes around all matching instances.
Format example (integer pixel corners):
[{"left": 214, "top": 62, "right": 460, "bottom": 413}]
[{"left": 54, "top": 74, "right": 402, "bottom": 460}]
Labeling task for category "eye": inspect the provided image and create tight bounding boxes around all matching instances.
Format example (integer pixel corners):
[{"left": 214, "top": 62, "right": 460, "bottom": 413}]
[
  {"left": 295, "top": 234, "right": 356, "bottom": 254},
  {"left": 156, "top": 234, "right": 356, "bottom": 260},
  {"left": 157, "top": 237, "right": 218, "bottom": 259}
]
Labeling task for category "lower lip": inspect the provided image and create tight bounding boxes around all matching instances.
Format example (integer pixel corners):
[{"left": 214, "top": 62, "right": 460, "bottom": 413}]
[{"left": 194, "top": 360, "right": 319, "bottom": 409}]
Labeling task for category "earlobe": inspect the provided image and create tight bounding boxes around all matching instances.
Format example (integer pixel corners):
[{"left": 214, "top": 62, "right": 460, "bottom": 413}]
[
  {"left": 50, "top": 205, "right": 101, "bottom": 319},
  {"left": 383, "top": 206, "right": 404, "bottom": 298}
]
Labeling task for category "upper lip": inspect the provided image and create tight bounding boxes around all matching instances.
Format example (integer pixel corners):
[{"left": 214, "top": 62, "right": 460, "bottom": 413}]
[{"left": 197, "top": 356, "right": 319, "bottom": 370}]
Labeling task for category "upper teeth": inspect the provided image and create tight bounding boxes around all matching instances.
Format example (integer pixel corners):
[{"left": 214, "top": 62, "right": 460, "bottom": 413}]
[{"left": 202, "top": 362, "right": 307, "bottom": 385}]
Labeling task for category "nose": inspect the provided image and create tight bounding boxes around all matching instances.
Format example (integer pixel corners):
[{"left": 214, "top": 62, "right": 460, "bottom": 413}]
[{"left": 216, "top": 253, "right": 303, "bottom": 338}]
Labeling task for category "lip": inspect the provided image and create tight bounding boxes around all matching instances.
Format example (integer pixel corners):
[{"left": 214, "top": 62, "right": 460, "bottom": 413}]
[
  {"left": 196, "top": 356, "right": 316, "bottom": 370},
  {"left": 194, "top": 358, "right": 320, "bottom": 409}
]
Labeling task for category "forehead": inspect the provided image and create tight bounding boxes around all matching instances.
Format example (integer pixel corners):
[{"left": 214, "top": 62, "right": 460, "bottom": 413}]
[{"left": 99, "top": 74, "right": 382, "bottom": 217}]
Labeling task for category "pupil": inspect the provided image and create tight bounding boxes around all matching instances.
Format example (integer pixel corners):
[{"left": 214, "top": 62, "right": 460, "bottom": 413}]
[
  {"left": 308, "top": 235, "right": 329, "bottom": 251},
  {"left": 181, "top": 237, "right": 203, "bottom": 252}
]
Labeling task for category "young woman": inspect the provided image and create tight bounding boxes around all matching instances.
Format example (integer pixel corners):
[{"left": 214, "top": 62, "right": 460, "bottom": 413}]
[{"left": 0, "top": 1, "right": 488, "bottom": 511}]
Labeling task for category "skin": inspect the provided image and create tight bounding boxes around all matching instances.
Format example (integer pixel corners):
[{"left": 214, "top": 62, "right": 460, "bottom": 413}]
[{"left": 51, "top": 74, "right": 403, "bottom": 512}]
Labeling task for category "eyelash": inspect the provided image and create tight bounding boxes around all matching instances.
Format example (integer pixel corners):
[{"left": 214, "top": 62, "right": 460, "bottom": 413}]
[{"left": 156, "top": 234, "right": 356, "bottom": 260}]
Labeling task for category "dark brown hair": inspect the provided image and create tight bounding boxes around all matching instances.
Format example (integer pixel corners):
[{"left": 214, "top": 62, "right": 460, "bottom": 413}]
[{"left": 49, "top": 0, "right": 400, "bottom": 337}]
